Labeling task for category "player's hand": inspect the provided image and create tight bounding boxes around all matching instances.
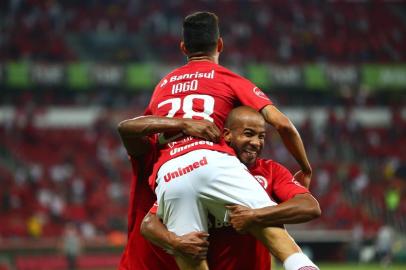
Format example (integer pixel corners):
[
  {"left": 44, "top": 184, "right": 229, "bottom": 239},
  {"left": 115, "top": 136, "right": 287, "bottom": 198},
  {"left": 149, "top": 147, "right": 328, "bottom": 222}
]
[
  {"left": 225, "top": 205, "right": 257, "bottom": 233},
  {"left": 182, "top": 119, "right": 221, "bottom": 143},
  {"left": 293, "top": 170, "right": 311, "bottom": 189},
  {"left": 171, "top": 231, "right": 210, "bottom": 260}
]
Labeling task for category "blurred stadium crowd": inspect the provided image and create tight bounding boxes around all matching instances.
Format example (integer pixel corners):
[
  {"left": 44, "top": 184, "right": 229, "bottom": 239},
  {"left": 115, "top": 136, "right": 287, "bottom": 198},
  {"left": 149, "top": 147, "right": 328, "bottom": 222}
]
[
  {"left": 0, "top": 0, "right": 406, "bottom": 266},
  {"left": 0, "top": 0, "right": 405, "bottom": 63},
  {"left": 1, "top": 98, "right": 405, "bottom": 239}
]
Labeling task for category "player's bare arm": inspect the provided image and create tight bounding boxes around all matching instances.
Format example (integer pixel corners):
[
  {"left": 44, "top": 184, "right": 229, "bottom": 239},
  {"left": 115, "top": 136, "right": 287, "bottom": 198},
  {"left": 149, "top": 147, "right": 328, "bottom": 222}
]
[
  {"left": 293, "top": 170, "right": 311, "bottom": 189},
  {"left": 141, "top": 212, "right": 209, "bottom": 260},
  {"left": 261, "top": 105, "right": 312, "bottom": 183},
  {"left": 117, "top": 116, "right": 220, "bottom": 156},
  {"left": 226, "top": 193, "right": 321, "bottom": 232}
]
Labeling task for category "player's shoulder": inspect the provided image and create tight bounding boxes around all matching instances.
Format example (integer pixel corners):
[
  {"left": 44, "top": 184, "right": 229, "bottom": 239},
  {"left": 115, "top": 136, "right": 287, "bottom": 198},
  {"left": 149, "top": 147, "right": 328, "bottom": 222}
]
[
  {"left": 256, "top": 158, "right": 275, "bottom": 168},
  {"left": 259, "top": 158, "right": 291, "bottom": 174},
  {"left": 217, "top": 65, "right": 260, "bottom": 92},
  {"left": 216, "top": 64, "right": 249, "bottom": 80},
  {"left": 249, "top": 158, "right": 272, "bottom": 175}
]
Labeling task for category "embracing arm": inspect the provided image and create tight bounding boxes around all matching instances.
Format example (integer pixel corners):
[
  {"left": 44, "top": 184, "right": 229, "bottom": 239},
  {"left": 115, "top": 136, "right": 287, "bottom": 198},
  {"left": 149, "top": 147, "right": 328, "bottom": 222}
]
[
  {"left": 140, "top": 212, "right": 180, "bottom": 253},
  {"left": 261, "top": 105, "right": 312, "bottom": 181},
  {"left": 252, "top": 193, "right": 321, "bottom": 226},
  {"left": 117, "top": 116, "right": 220, "bottom": 157},
  {"left": 141, "top": 212, "right": 209, "bottom": 260},
  {"left": 226, "top": 193, "right": 321, "bottom": 232}
]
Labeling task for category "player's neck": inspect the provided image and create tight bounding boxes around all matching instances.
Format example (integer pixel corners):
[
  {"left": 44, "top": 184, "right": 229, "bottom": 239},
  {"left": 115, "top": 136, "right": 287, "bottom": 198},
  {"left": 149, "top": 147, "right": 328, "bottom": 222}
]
[{"left": 187, "top": 54, "right": 218, "bottom": 64}]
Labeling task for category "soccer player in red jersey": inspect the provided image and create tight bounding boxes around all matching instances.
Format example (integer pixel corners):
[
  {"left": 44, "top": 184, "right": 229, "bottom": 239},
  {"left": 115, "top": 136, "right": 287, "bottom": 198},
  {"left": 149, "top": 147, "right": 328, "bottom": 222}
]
[
  {"left": 118, "top": 117, "right": 218, "bottom": 270},
  {"left": 117, "top": 107, "right": 320, "bottom": 270},
  {"left": 139, "top": 106, "right": 321, "bottom": 270},
  {"left": 117, "top": 140, "right": 177, "bottom": 270}
]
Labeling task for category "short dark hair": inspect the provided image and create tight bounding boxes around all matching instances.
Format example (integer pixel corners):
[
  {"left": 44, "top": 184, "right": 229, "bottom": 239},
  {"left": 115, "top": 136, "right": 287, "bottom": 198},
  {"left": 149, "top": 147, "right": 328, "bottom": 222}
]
[{"left": 183, "top": 12, "right": 220, "bottom": 55}]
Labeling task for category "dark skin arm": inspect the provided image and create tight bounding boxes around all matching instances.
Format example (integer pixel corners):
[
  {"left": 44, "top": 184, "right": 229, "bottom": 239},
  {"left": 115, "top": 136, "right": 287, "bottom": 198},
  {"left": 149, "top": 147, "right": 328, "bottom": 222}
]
[
  {"left": 141, "top": 212, "right": 209, "bottom": 260},
  {"left": 117, "top": 116, "right": 221, "bottom": 157},
  {"left": 226, "top": 193, "right": 321, "bottom": 233},
  {"left": 261, "top": 105, "right": 312, "bottom": 186}
]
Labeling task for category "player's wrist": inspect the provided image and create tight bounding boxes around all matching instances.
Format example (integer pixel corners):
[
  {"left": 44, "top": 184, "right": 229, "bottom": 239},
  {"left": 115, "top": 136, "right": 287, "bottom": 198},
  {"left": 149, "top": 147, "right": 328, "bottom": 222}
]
[
  {"left": 254, "top": 207, "right": 272, "bottom": 225},
  {"left": 251, "top": 209, "right": 263, "bottom": 225},
  {"left": 167, "top": 232, "right": 178, "bottom": 248}
]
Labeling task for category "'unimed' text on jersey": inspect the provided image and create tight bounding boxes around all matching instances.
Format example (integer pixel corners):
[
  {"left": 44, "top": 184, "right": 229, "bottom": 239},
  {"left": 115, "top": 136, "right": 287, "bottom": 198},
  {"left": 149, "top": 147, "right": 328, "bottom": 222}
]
[{"left": 148, "top": 157, "right": 310, "bottom": 270}]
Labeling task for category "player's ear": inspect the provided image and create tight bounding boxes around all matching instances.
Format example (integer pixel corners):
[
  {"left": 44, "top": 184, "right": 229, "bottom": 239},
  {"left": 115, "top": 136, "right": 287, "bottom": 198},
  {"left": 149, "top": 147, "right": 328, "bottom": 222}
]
[
  {"left": 180, "top": 41, "right": 188, "bottom": 56},
  {"left": 217, "top": 37, "right": 223, "bottom": 53},
  {"left": 223, "top": 128, "right": 232, "bottom": 143}
]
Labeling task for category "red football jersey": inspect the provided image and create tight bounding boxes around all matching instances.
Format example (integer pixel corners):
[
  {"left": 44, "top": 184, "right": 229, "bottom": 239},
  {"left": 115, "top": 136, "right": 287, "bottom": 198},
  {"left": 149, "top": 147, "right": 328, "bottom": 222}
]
[
  {"left": 250, "top": 158, "right": 310, "bottom": 203},
  {"left": 148, "top": 158, "right": 310, "bottom": 270},
  {"left": 148, "top": 60, "right": 272, "bottom": 130},
  {"left": 146, "top": 60, "right": 273, "bottom": 188}
]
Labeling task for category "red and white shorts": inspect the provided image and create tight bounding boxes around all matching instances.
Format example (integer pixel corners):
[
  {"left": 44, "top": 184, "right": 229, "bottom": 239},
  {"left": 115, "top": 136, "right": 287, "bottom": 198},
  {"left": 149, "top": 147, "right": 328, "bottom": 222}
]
[{"left": 155, "top": 149, "right": 276, "bottom": 236}]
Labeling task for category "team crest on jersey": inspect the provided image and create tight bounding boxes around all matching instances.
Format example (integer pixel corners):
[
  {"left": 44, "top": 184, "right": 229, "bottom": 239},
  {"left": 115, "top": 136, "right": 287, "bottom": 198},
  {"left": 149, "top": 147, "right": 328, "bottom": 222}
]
[
  {"left": 254, "top": 175, "right": 268, "bottom": 189},
  {"left": 160, "top": 79, "right": 168, "bottom": 87},
  {"left": 253, "top": 87, "right": 269, "bottom": 100}
]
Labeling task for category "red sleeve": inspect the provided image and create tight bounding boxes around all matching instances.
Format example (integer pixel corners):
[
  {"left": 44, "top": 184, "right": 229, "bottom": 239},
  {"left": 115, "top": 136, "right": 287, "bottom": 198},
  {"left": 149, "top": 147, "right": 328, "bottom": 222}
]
[
  {"left": 129, "top": 134, "right": 158, "bottom": 165},
  {"left": 229, "top": 74, "right": 273, "bottom": 111},
  {"left": 149, "top": 201, "right": 158, "bottom": 214},
  {"left": 271, "top": 162, "right": 309, "bottom": 202},
  {"left": 143, "top": 107, "right": 152, "bottom": 116}
]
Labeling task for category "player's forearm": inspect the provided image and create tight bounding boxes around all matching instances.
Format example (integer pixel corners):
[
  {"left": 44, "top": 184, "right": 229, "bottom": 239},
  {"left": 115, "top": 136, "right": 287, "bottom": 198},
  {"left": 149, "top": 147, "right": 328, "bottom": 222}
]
[
  {"left": 140, "top": 212, "right": 178, "bottom": 253},
  {"left": 118, "top": 116, "right": 220, "bottom": 156},
  {"left": 278, "top": 124, "right": 312, "bottom": 174},
  {"left": 118, "top": 116, "right": 185, "bottom": 138},
  {"left": 118, "top": 116, "right": 183, "bottom": 156},
  {"left": 261, "top": 105, "right": 311, "bottom": 174},
  {"left": 254, "top": 194, "right": 321, "bottom": 226}
]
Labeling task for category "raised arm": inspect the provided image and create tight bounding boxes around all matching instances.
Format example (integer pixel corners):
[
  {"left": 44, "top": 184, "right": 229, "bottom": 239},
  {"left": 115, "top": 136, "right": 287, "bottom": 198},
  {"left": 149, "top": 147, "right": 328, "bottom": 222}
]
[
  {"left": 226, "top": 193, "right": 321, "bottom": 232},
  {"left": 117, "top": 116, "right": 220, "bottom": 157},
  {"left": 141, "top": 212, "right": 209, "bottom": 260},
  {"left": 261, "top": 105, "right": 312, "bottom": 181}
]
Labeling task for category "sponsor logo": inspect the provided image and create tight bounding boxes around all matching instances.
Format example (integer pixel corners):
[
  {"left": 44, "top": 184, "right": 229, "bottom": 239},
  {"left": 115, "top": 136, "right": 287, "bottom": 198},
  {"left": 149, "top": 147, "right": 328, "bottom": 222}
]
[
  {"left": 160, "top": 79, "right": 168, "bottom": 87},
  {"left": 253, "top": 87, "right": 269, "bottom": 100},
  {"left": 208, "top": 217, "right": 231, "bottom": 229},
  {"left": 169, "top": 70, "right": 215, "bottom": 82},
  {"left": 169, "top": 140, "right": 214, "bottom": 155},
  {"left": 167, "top": 136, "right": 194, "bottom": 149},
  {"left": 254, "top": 175, "right": 268, "bottom": 189},
  {"left": 164, "top": 156, "right": 208, "bottom": 182}
]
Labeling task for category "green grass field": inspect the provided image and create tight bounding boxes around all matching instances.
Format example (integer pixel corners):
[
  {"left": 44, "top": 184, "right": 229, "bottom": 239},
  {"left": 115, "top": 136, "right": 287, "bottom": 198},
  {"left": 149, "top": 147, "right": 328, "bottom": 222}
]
[
  {"left": 76, "top": 263, "right": 406, "bottom": 270},
  {"left": 273, "top": 263, "right": 406, "bottom": 270}
]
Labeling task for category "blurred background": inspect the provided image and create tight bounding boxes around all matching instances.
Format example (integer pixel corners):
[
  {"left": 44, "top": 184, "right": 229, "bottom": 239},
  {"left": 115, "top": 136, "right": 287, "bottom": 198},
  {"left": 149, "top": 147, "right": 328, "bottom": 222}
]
[{"left": 0, "top": 0, "right": 405, "bottom": 269}]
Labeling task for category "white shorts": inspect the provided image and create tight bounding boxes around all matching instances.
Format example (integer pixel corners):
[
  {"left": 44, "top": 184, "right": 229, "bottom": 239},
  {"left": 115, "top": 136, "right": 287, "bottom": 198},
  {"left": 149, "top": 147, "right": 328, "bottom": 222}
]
[{"left": 155, "top": 149, "right": 276, "bottom": 235}]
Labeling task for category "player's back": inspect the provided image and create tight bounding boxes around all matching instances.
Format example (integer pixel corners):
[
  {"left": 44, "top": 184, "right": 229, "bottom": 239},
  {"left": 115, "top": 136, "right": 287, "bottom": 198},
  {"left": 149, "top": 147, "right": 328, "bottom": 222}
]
[
  {"left": 148, "top": 60, "right": 237, "bottom": 129},
  {"left": 148, "top": 59, "right": 272, "bottom": 128}
]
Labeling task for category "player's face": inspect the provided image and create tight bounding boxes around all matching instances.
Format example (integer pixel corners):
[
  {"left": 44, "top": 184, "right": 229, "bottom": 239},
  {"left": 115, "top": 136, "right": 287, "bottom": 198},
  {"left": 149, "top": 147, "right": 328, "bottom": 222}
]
[{"left": 224, "top": 116, "right": 266, "bottom": 167}]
